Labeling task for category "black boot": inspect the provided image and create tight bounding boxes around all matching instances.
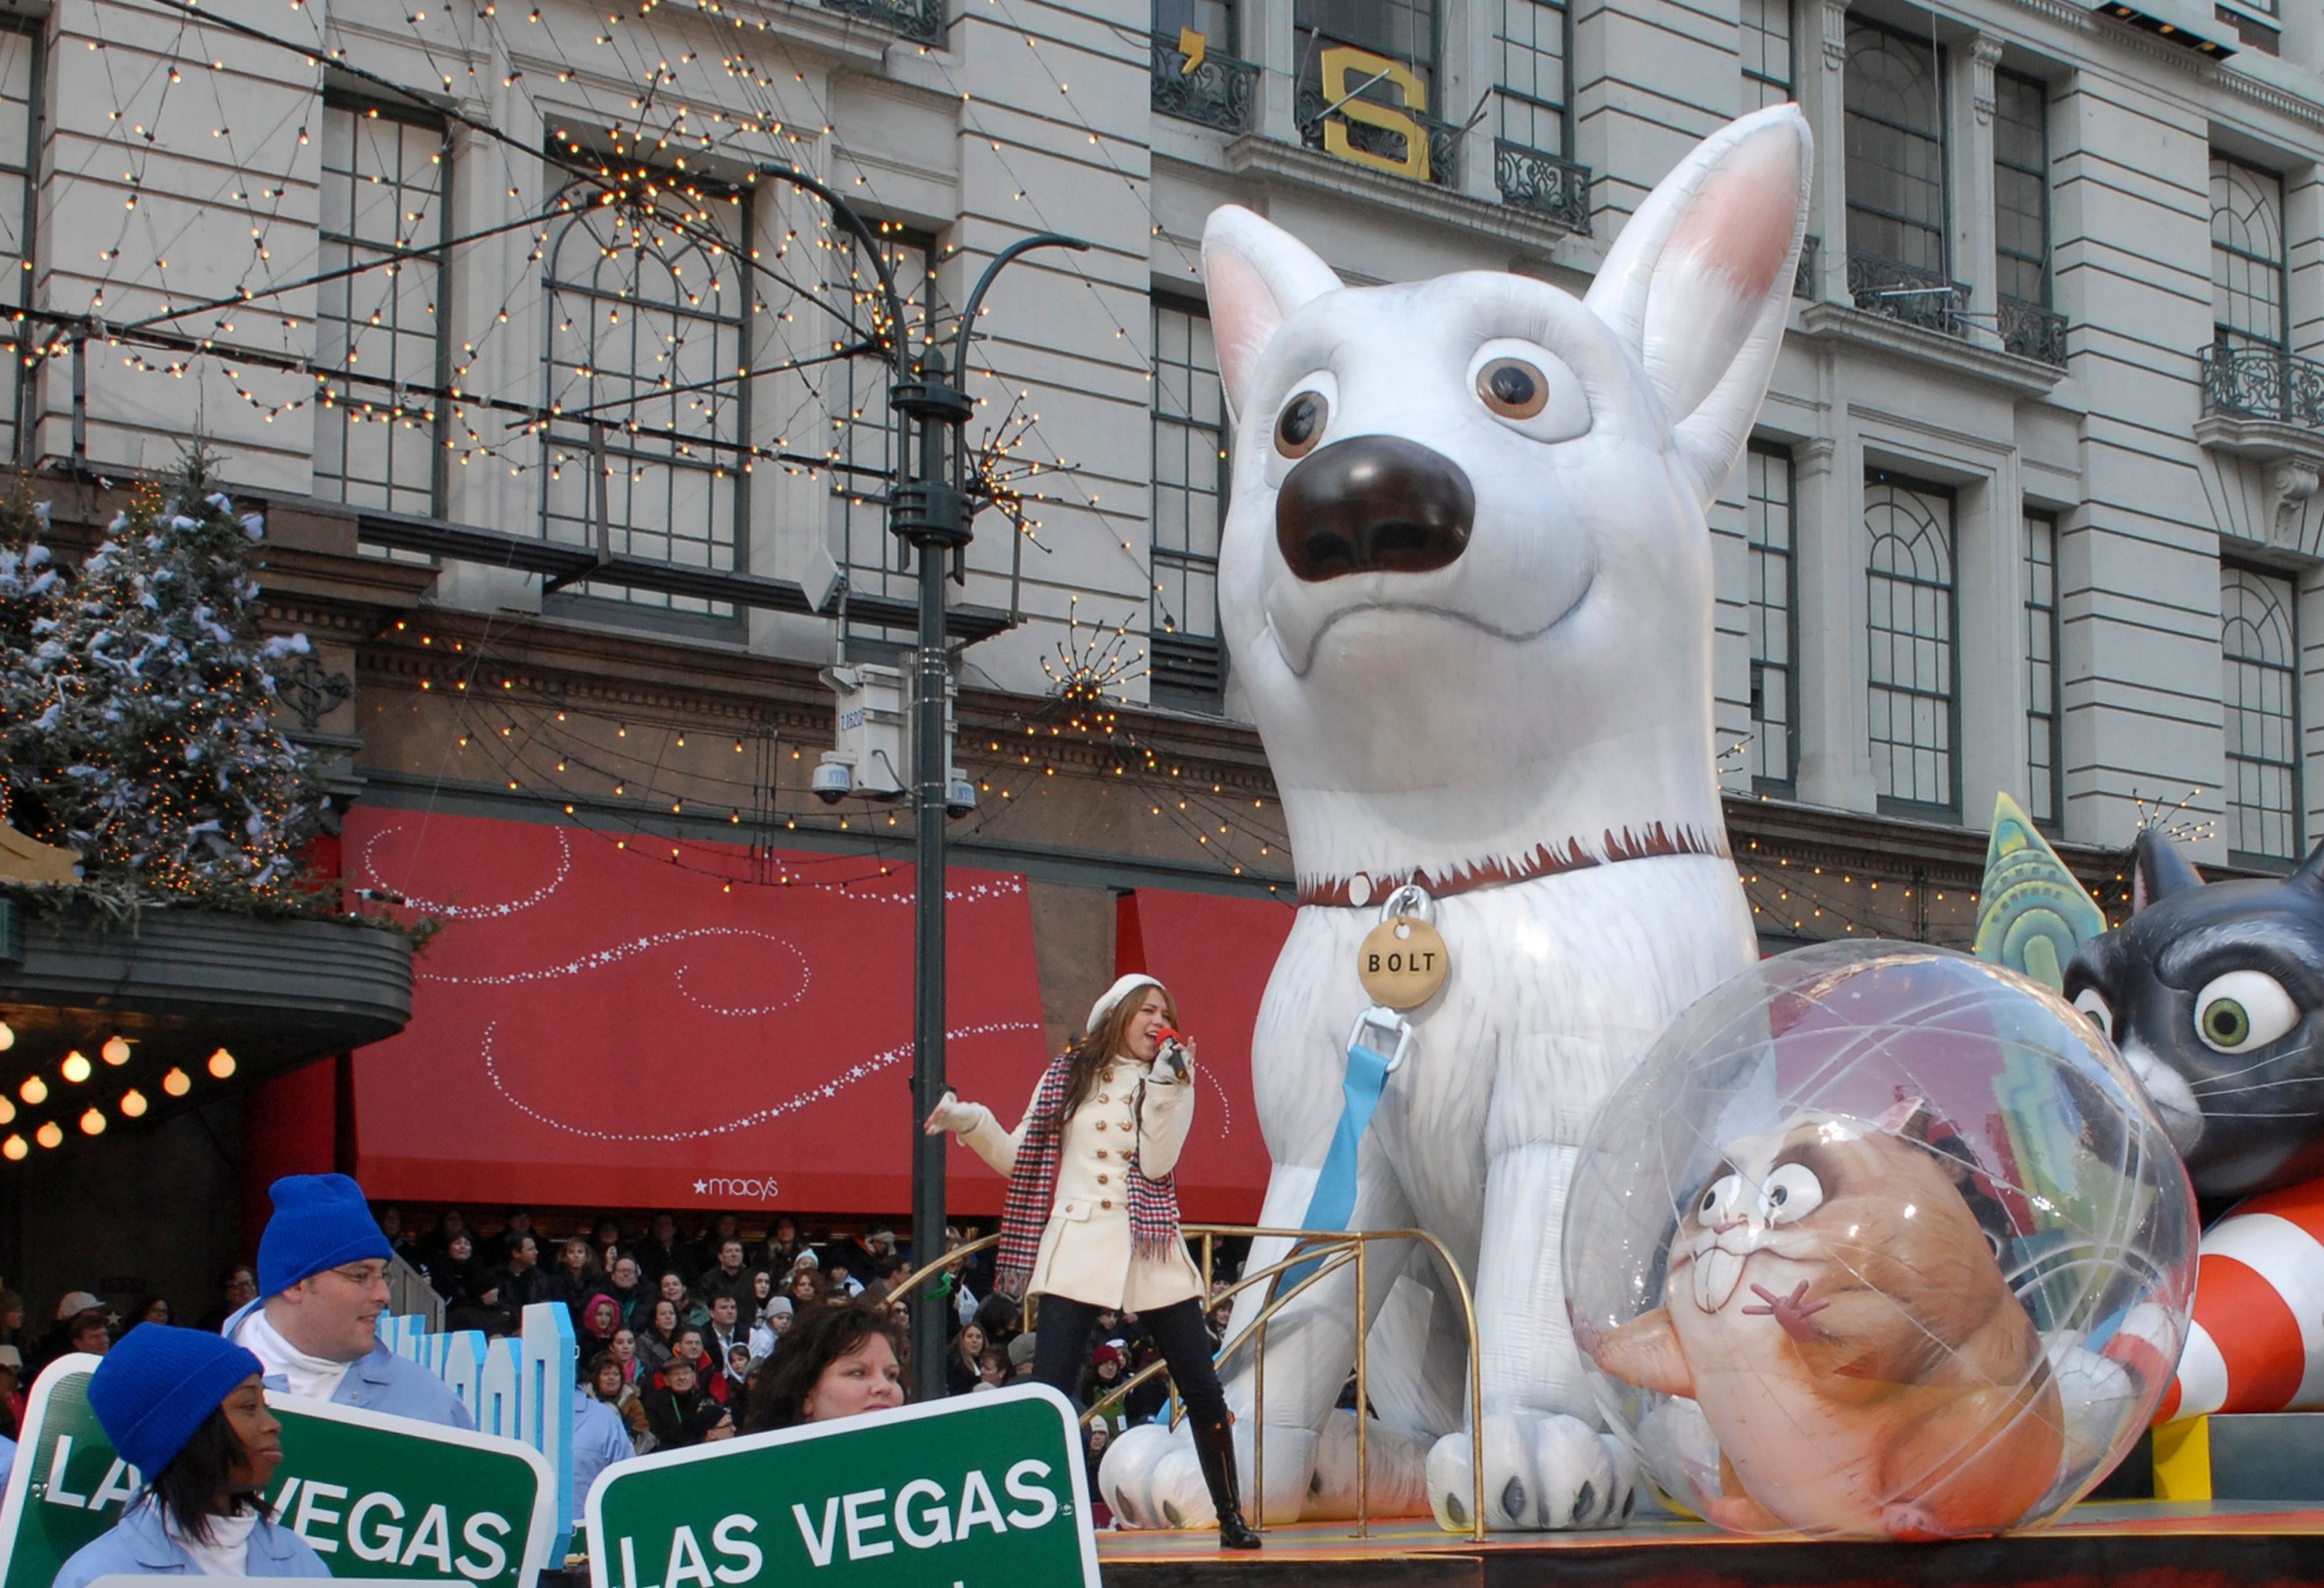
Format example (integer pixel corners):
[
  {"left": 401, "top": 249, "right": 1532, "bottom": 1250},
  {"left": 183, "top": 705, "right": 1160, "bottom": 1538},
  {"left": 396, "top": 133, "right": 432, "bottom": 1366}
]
[{"left": 1192, "top": 1418, "right": 1263, "bottom": 1548}]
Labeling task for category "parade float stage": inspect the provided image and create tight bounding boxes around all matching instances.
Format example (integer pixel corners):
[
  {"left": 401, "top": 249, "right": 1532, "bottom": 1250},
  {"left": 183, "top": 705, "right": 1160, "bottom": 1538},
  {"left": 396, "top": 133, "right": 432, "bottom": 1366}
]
[{"left": 1093, "top": 1503, "right": 2324, "bottom": 1587}]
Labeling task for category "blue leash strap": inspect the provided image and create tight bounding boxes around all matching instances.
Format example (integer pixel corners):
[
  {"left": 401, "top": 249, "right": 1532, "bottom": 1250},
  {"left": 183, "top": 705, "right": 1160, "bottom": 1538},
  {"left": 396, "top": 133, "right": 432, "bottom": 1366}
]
[{"left": 1282, "top": 1005, "right": 1411, "bottom": 1291}]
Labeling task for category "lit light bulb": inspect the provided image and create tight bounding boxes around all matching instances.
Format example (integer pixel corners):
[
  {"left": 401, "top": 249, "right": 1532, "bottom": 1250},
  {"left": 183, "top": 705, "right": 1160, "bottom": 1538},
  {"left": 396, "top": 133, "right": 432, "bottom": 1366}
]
[
  {"left": 78, "top": 1108, "right": 105, "bottom": 1136},
  {"left": 0, "top": 1019, "right": 13, "bottom": 1051},
  {"left": 207, "top": 1049, "right": 236, "bottom": 1080},
  {"left": 163, "top": 1068, "right": 191, "bottom": 1097},
  {"left": 1, "top": 1135, "right": 23, "bottom": 1160},
  {"left": 119, "top": 1089, "right": 147, "bottom": 1119},
  {"left": 0, "top": 1098, "right": 12, "bottom": 1126},
  {"left": 35, "top": 1122, "right": 61, "bottom": 1149},
  {"left": 101, "top": 1035, "right": 130, "bottom": 1066},
  {"left": 60, "top": 1052, "right": 91, "bottom": 1084},
  {"left": 19, "top": 1076, "right": 46, "bottom": 1105}
]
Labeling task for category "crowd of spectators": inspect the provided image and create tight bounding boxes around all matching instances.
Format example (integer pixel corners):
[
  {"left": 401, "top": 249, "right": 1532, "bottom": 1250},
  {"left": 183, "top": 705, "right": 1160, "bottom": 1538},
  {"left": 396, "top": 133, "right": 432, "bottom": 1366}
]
[{"left": 2, "top": 1205, "right": 1246, "bottom": 1525}]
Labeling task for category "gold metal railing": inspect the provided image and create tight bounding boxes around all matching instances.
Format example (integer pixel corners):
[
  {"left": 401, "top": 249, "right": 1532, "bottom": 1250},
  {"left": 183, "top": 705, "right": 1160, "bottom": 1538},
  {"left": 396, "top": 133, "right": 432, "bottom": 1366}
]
[{"left": 887, "top": 1222, "right": 1487, "bottom": 1542}]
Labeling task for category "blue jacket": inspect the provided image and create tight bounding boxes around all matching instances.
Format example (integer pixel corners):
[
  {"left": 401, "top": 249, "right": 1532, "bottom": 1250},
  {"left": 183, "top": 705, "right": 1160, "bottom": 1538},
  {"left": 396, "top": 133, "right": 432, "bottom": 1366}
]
[
  {"left": 224, "top": 1301, "right": 475, "bottom": 1430},
  {"left": 53, "top": 1500, "right": 328, "bottom": 1585},
  {"left": 569, "top": 1394, "right": 632, "bottom": 1521}
]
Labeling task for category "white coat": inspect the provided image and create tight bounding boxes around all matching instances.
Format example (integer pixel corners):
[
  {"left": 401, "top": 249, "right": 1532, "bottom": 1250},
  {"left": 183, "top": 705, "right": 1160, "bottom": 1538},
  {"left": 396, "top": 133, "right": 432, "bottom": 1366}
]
[{"left": 949, "top": 1056, "right": 1203, "bottom": 1311}]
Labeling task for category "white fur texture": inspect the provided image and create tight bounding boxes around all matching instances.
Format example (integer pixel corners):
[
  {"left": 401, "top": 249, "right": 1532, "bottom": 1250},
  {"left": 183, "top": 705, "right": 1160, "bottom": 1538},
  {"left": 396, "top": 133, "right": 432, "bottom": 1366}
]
[{"left": 1111, "top": 108, "right": 1811, "bottom": 1534}]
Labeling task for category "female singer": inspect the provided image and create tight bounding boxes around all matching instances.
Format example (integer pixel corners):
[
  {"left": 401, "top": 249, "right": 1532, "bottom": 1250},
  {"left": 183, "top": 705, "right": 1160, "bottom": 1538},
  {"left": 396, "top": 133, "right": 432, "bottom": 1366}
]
[{"left": 926, "top": 974, "right": 1258, "bottom": 1548}]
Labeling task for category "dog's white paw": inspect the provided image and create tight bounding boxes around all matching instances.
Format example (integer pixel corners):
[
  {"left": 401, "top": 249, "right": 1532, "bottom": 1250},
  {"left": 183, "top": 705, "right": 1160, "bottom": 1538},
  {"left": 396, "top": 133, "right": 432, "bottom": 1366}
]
[
  {"left": 1099, "top": 1424, "right": 1207, "bottom": 1529},
  {"left": 1100, "top": 1421, "right": 1321, "bottom": 1527},
  {"left": 1425, "top": 1414, "right": 1637, "bottom": 1531}
]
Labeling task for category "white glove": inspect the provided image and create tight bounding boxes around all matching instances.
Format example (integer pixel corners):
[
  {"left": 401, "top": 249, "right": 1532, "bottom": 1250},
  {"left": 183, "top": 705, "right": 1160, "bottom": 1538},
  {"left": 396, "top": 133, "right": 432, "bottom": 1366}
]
[{"left": 923, "top": 1091, "right": 981, "bottom": 1136}]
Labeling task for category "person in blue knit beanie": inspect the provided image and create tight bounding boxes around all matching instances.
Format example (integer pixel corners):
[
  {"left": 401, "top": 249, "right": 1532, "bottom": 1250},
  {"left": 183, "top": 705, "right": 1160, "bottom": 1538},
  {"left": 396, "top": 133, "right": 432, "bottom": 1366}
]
[
  {"left": 53, "top": 1324, "right": 328, "bottom": 1583},
  {"left": 222, "top": 1172, "right": 473, "bottom": 1429}
]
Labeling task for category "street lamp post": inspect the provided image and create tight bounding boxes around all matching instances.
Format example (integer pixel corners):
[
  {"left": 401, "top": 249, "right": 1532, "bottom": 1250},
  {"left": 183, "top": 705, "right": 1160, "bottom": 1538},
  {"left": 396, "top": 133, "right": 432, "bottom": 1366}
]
[{"left": 887, "top": 233, "right": 1088, "bottom": 1401}]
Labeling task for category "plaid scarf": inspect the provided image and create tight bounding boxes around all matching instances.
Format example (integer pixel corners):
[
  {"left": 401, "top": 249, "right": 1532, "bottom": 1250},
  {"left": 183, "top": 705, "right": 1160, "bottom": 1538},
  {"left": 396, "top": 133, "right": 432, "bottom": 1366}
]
[{"left": 996, "top": 1054, "right": 1183, "bottom": 1298}]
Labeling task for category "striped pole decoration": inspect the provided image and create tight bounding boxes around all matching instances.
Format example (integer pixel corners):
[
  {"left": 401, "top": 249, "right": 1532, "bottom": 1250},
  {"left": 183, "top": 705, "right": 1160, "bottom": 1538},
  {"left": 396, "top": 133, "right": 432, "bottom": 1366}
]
[{"left": 2153, "top": 1179, "right": 2324, "bottom": 1423}]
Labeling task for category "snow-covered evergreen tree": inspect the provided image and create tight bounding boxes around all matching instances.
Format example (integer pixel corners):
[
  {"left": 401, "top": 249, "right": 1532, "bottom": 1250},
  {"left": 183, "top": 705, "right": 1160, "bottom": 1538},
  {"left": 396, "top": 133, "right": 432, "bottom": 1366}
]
[{"left": 0, "top": 452, "right": 328, "bottom": 907}]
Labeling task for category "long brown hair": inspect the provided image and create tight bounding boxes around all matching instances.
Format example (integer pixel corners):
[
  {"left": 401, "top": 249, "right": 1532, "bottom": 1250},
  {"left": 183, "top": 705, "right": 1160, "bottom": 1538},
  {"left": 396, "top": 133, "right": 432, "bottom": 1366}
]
[{"left": 1049, "top": 981, "right": 1178, "bottom": 1124}]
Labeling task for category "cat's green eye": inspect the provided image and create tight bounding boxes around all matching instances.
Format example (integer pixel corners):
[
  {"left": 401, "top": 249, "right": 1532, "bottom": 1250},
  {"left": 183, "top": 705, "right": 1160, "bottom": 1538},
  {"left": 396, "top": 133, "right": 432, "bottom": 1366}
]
[
  {"left": 2201, "top": 999, "right": 2250, "bottom": 1047},
  {"left": 2192, "top": 969, "right": 2300, "bottom": 1054}
]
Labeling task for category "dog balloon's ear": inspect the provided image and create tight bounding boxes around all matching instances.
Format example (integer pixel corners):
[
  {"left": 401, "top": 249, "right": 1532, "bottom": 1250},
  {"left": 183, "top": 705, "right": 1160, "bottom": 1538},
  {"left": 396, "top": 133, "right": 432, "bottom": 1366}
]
[
  {"left": 1201, "top": 205, "right": 1342, "bottom": 424},
  {"left": 1583, "top": 105, "right": 1813, "bottom": 504}
]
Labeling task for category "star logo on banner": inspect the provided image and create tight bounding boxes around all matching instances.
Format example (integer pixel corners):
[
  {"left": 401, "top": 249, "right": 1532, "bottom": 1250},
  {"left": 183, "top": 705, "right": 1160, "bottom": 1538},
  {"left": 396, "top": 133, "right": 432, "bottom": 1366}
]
[{"left": 693, "top": 1179, "right": 708, "bottom": 1194}]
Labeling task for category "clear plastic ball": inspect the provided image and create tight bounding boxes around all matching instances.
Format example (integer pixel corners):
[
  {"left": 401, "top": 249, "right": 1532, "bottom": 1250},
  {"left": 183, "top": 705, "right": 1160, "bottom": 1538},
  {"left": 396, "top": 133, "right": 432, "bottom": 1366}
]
[{"left": 1565, "top": 940, "right": 2197, "bottom": 1541}]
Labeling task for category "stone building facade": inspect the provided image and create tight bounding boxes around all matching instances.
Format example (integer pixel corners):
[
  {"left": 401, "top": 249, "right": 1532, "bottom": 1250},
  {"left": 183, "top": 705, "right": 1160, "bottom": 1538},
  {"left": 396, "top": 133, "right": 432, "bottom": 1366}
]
[{"left": 2, "top": 0, "right": 2322, "bottom": 1293}]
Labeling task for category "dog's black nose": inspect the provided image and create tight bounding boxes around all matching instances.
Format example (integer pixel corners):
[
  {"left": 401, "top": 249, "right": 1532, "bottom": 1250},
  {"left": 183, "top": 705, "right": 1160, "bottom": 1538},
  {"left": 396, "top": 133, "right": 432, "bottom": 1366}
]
[{"left": 1276, "top": 436, "right": 1475, "bottom": 582}]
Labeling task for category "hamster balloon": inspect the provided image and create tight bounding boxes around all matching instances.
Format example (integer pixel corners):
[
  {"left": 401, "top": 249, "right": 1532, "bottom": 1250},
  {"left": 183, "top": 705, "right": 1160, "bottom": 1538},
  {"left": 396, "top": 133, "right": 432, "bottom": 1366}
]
[{"left": 1579, "top": 1103, "right": 2064, "bottom": 1541}]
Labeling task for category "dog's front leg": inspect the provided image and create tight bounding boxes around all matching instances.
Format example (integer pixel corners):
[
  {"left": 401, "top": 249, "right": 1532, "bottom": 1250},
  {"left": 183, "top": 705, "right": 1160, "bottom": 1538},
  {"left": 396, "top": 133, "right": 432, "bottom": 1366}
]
[{"left": 1425, "top": 1139, "right": 1636, "bottom": 1531}]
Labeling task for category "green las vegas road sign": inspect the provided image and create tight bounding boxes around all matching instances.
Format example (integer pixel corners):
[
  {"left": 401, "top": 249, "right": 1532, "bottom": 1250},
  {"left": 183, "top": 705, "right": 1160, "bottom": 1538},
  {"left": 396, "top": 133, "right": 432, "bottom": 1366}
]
[
  {"left": 586, "top": 1383, "right": 1098, "bottom": 1588},
  {"left": 0, "top": 1355, "right": 555, "bottom": 1588}
]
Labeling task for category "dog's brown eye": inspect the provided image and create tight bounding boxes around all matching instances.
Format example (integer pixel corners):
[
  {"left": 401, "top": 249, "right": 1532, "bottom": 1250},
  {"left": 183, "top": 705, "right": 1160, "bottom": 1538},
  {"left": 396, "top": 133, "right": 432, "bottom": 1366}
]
[
  {"left": 1478, "top": 358, "right": 1549, "bottom": 419},
  {"left": 1274, "top": 390, "right": 1329, "bottom": 459}
]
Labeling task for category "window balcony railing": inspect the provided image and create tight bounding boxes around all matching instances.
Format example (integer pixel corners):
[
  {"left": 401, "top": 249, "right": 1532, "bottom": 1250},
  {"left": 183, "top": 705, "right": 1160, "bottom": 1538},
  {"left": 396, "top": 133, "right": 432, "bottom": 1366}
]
[
  {"left": 1296, "top": 84, "right": 1460, "bottom": 191},
  {"left": 1493, "top": 139, "right": 1590, "bottom": 233},
  {"left": 821, "top": 0, "right": 944, "bottom": 44},
  {"left": 1846, "top": 251, "right": 1969, "bottom": 339},
  {"left": 1151, "top": 33, "right": 1260, "bottom": 134},
  {"left": 2202, "top": 342, "right": 2324, "bottom": 429},
  {"left": 1793, "top": 234, "right": 1820, "bottom": 300},
  {"left": 1999, "top": 295, "right": 2068, "bottom": 367}
]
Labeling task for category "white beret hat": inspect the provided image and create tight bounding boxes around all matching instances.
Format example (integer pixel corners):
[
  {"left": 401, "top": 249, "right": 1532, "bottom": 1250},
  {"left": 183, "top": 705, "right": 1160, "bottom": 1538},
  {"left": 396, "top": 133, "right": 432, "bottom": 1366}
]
[{"left": 1087, "top": 972, "right": 1168, "bottom": 1034}]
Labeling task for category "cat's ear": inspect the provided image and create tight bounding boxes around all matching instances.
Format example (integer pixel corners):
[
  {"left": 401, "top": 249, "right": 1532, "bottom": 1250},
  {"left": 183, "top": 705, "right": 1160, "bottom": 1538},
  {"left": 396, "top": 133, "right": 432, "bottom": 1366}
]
[
  {"left": 2295, "top": 837, "right": 2324, "bottom": 890},
  {"left": 2132, "top": 831, "right": 2203, "bottom": 913}
]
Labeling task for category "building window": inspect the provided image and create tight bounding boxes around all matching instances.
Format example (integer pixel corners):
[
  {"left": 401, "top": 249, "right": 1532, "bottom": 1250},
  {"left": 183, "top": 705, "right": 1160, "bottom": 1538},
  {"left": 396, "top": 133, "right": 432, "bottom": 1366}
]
[
  {"left": 2023, "top": 511, "right": 2061, "bottom": 830},
  {"left": 2222, "top": 565, "right": 2299, "bottom": 864},
  {"left": 1151, "top": 297, "right": 1227, "bottom": 710},
  {"left": 1994, "top": 72, "right": 2048, "bottom": 308},
  {"left": 1295, "top": 0, "right": 1441, "bottom": 177},
  {"left": 0, "top": 22, "right": 38, "bottom": 467},
  {"left": 1843, "top": 22, "right": 1947, "bottom": 280},
  {"left": 831, "top": 228, "right": 936, "bottom": 647},
  {"left": 1865, "top": 474, "right": 1958, "bottom": 815},
  {"left": 1746, "top": 442, "right": 1796, "bottom": 793},
  {"left": 2211, "top": 155, "right": 2286, "bottom": 352},
  {"left": 1497, "top": 0, "right": 1568, "bottom": 158},
  {"left": 1739, "top": 0, "right": 1793, "bottom": 112},
  {"left": 314, "top": 101, "right": 449, "bottom": 517},
  {"left": 1153, "top": 0, "right": 1236, "bottom": 53},
  {"left": 540, "top": 177, "right": 750, "bottom": 628}
]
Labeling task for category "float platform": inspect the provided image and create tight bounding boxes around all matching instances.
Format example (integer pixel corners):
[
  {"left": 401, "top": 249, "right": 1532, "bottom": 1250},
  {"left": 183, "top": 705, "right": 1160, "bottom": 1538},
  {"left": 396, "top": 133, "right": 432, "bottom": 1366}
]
[{"left": 1094, "top": 1502, "right": 2324, "bottom": 1586}]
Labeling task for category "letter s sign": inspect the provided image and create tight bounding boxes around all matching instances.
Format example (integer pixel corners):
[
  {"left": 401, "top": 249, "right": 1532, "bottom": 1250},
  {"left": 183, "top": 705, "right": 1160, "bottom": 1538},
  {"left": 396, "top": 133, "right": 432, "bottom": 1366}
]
[{"left": 1318, "top": 45, "right": 1430, "bottom": 183}]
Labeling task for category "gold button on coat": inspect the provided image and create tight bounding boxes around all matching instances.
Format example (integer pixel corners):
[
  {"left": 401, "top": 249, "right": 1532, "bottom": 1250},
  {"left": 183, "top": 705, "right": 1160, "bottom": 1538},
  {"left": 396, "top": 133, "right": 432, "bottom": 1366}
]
[
  {"left": 1101, "top": 1198, "right": 1114, "bottom": 1209},
  {"left": 1097, "top": 1174, "right": 1109, "bottom": 1184},
  {"left": 1095, "top": 1121, "right": 1107, "bottom": 1133}
]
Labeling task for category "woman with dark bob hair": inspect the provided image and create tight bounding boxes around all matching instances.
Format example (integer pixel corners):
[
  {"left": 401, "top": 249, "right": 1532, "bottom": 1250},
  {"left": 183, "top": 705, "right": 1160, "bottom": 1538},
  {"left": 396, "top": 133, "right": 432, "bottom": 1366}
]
[
  {"left": 55, "top": 1324, "right": 328, "bottom": 1583},
  {"left": 741, "top": 1301, "right": 906, "bottom": 1430}
]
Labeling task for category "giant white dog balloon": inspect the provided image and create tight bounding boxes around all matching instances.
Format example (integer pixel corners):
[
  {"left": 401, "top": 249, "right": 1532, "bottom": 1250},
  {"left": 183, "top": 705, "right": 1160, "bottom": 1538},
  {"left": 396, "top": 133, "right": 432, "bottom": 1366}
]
[{"left": 1100, "top": 106, "right": 1813, "bottom": 1533}]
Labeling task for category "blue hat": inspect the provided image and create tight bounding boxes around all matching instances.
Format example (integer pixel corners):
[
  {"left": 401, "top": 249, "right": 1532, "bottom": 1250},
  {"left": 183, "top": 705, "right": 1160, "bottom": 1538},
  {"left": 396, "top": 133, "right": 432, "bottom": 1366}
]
[
  {"left": 257, "top": 1173, "right": 394, "bottom": 1297},
  {"left": 89, "top": 1325, "right": 264, "bottom": 1476}
]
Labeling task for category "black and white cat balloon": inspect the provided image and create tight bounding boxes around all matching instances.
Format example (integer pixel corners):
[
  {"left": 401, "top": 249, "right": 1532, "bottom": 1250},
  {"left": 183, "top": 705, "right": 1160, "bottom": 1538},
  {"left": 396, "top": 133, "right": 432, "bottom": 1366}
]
[{"left": 2065, "top": 834, "right": 2324, "bottom": 1421}]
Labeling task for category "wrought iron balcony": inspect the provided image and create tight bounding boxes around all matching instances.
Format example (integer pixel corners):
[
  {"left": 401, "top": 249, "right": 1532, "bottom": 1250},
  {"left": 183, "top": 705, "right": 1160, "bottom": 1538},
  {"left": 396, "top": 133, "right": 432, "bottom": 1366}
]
[
  {"left": 2202, "top": 342, "right": 2324, "bottom": 430},
  {"left": 1493, "top": 139, "right": 1590, "bottom": 233},
  {"left": 1846, "top": 252, "right": 1968, "bottom": 339},
  {"left": 821, "top": 0, "right": 944, "bottom": 45},
  {"left": 1999, "top": 296, "right": 2068, "bottom": 367},
  {"left": 1793, "top": 235, "right": 1820, "bottom": 300},
  {"left": 1296, "top": 84, "right": 1459, "bottom": 189},
  {"left": 1151, "top": 33, "right": 1259, "bottom": 133}
]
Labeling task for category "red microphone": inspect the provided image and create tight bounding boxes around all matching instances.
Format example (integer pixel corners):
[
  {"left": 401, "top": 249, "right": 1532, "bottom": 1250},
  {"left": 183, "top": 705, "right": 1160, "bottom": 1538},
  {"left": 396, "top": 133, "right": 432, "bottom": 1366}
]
[{"left": 1156, "top": 1026, "right": 1191, "bottom": 1081}]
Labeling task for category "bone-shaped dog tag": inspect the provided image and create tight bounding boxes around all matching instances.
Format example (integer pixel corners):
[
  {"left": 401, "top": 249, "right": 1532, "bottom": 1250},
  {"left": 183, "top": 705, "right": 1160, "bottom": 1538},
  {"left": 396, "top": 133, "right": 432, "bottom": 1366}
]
[{"left": 1358, "top": 916, "right": 1448, "bottom": 1009}]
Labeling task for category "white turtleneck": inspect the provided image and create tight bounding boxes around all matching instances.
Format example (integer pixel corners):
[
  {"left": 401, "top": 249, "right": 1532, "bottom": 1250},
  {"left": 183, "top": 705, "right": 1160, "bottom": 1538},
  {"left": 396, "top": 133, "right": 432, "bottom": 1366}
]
[
  {"left": 233, "top": 1307, "right": 355, "bottom": 1402},
  {"left": 167, "top": 1507, "right": 258, "bottom": 1576}
]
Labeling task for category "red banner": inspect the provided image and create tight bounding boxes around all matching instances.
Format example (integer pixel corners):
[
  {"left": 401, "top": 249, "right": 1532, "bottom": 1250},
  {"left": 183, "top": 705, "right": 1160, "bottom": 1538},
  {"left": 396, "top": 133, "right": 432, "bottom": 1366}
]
[{"left": 345, "top": 807, "right": 1050, "bottom": 1214}]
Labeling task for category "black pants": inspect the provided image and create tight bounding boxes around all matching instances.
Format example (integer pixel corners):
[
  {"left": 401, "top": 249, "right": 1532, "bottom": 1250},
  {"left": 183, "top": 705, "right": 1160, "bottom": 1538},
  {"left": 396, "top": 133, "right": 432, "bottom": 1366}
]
[{"left": 1032, "top": 1293, "right": 1229, "bottom": 1428}]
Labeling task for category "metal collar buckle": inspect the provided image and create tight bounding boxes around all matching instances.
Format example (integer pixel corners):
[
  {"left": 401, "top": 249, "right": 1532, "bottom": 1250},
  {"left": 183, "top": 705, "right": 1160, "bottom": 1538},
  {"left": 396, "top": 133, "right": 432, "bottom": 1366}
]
[{"left": 1346, "top": 1003, "right": 1415, "bottom": 1074}]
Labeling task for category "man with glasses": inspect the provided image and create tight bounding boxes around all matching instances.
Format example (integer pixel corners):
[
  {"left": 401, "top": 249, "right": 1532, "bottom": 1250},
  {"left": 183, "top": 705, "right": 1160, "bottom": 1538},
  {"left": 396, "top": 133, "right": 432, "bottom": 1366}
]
[{"left": 223, "top": 1173, "right": 473, "bottom": 1428}]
